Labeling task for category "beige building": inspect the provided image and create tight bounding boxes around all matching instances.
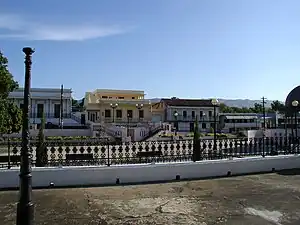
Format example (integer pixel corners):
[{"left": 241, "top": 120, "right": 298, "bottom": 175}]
[{"left": 84, "top": 89, "right": 153, "bottom": 125}]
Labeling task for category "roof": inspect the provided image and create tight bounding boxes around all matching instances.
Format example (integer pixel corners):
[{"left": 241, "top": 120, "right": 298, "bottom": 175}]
[
  {"left": 161, "top": 98, "right": 217, "bottom": 107},
  {"left": 225, "top": 115, "right": 258, "bottom": 120}
]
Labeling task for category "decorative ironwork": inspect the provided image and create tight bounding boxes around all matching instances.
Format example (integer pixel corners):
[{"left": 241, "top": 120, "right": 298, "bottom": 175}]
[{"left": 0, "top": 137, "right": 299, "bottom": 168}]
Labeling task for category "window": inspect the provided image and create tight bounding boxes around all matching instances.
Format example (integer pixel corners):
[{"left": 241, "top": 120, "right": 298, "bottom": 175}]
[
  {"left": 118, "top": 97, "right": 124, "bottom": 99},
  {"left": 202, "top": 123, "right": 206, "bottom": 129},
  {"left": 101, "top": 96, "right": 108, "bottom": 99},
  {"left": 132, "top": 97, "right": 135, "bottom": 99},
  {"left": 105, "top": 109, "right": 111, "bottom": 118},
  {"left": 183, "top": 111, "right": 187, "bottom": 118},
  {"left": 20, "top": 103, "right": 24, "bottom": 109},
  {"left": 127, "top": 110, "right": 133, "bottom": 118},
  {"left": 37, "top": 104, "right": 44, "bottom": 118},
  {"left": 116, "top": 110, "right": 122, "bottom": 118},
  {"left": 210, "top": 123, "right": 214, "bottom": 128},
  {"left": 139, "top": 110, "right": 144, "bottom": 118},
  {"left": 191, "top": 111, "right": 195, "bottom": 118},
  {"left": 208, "top": 111, "right": 212, "bottom": 117},
  {"left": 200, "top": 111, "right": 203, "bottom": 117},
  {"left": 54, "top": 104, "right": 60, "bottom": 118}
]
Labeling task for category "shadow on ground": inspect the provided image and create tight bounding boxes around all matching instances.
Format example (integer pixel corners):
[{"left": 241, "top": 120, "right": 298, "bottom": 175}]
[{"left": 277, "top": 168, "right": 300, "bottom": 176}]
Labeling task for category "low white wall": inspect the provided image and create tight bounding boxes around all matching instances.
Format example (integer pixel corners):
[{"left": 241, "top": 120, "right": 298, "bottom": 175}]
[
  {"left": 247, "top": 129, "right": 293, "bottom": 139},
  {"left": 1, "top": 155, "right": 299, "bottom": 189},
  {"left": 5, "top": 129, "right": 92, "bottom": 138}
]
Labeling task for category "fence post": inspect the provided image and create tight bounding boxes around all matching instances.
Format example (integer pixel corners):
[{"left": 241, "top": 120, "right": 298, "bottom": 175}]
[
  {"left": 7, "top": 137, "right": 11, "bottom": 169},
  {"left": 107, "top": 143, "right": 110, "bottom": 166},
  {"left": 262, "top": 136, "right": 265, "bottom": 158}
]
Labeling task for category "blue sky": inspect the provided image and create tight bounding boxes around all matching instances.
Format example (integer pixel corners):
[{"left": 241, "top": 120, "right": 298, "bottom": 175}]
[{"left": 1, "top": 0, "right": 300, "bottom": 101}]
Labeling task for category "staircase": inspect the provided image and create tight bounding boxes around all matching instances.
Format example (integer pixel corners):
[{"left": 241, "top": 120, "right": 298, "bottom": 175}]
[
  {"left": 139, "top": 123, "right": 165, "bottom": 141},
  {"left": 91, "top": 122, "right": 122, "bottom": 142}
]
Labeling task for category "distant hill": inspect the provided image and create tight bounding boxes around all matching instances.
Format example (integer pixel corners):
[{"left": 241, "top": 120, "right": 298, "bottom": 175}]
[
  {"left": 76, "top": 97, "right": 282, "bottom": 108},
  {"left": 218, "top": 99, "right": 280, "bottom": 108}
]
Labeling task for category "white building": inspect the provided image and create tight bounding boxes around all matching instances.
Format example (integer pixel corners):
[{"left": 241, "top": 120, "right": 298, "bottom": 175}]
[
  {"left": 162, "top": 98, "right": 220, "bottom": 132},
  {"left": 8, "top": 88, "right": 76, "bottom": 126},
  {"left": 219, "top": 113, "right": 260, "bottom": 133}
]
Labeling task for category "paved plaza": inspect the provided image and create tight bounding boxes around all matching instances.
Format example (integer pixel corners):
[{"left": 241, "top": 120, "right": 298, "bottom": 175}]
[{"left": 1, "top": 170, "right": 300, "bottom": 224}]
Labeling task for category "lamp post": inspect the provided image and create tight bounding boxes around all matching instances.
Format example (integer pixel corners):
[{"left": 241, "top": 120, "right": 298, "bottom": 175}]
[
  {"left": 16, "top": 47, "right": 35, "bottom": 225},
  {"left": 211, "top": 99, "right": 219, "bottom": 150},
  {"left": 292, "top": 100, "right": 299, "bottom": 141},
  {"left": 127, "top": 113, "right": 130, "bottom": 140},
  {"left": 110, "top": 103, "right": 118, "bottom": 123},
  {"left": 174, "top": 111, "right": 178, "bottom": 135},
  {"left": 59, "top": 84, "right": 64, "bottom": 129},
  {"left": 136, "top": 103, "right": 143, "bottom": 122}
]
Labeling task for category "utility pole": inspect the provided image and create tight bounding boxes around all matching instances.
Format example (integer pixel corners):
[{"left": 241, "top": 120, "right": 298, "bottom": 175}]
[
  {"left": 261, "top": 96, "right": 266, "bottom": 157},
  {"left": 262, "top": 97, "right": 266, "bottom": 129}
]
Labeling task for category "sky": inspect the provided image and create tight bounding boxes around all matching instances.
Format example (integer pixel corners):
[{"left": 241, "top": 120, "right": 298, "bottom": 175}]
[{"left": 1, "top": 0, "right": 300, "bottom": 101}]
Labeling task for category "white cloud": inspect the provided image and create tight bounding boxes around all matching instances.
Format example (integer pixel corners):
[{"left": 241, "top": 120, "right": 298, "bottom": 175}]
[{"left": 0, "top": 14, "right": 129, "bottom": 41}]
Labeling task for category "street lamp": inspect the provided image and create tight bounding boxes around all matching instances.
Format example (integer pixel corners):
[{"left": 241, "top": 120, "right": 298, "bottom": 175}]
[
  {"left": 59, "top": 84, "right": 66, "bottom": 129},
  {"left": 211, "top": 99, "right": 219, "bottom": 150},
  {"left": 16, "top": 47, "right": 35, "bottom": 225},
  {"left": 110, "top": 103, "right": 118, "bottom": 123},
  {"left": 136, "top": 103, "right": 143, "bottom": 122},
  {"left": 174, "top": 111, "right": 178, "bottom": 134},
  {"left": 292, "top": 100, "right": 299, "bottom": 141}
]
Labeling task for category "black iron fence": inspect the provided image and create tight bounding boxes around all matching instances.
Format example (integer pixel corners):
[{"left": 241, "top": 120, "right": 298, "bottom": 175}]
[{"left": 0, "top": 137, "right": 299, "bottom": 168}]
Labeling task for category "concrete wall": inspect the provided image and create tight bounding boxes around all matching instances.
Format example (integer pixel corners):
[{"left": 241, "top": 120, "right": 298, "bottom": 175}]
[
  {"left": 1, "top": 155, "right": 299, "bottom": 189},
  {"left": 4, "top": 129, "right": 92, "bottom": 138}
]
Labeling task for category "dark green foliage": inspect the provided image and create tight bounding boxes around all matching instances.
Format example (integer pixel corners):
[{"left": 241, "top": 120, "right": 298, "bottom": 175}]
[
  {"left": 193, "top": 116, "right": 201, "bottom": 161},
  {"left": 219, "top": 101, "right": 287, "bottom": 114},
  {"left": 36, "top": 114, "right": 47, "bottom": 167},
  {"left": 0, "top": 51, "right": 22, "bottom": 135},
  {"left": 193, "top": 115, "right": 200, "bottom": 141}
]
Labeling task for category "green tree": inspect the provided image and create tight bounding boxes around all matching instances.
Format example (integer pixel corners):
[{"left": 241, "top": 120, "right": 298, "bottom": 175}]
[
  {"left": 193, "top": 116, "right": 201, "bottom": 161},
  {"left": 0, "top": 51, "right": 22, "bottom": 135},
  {"left": 270, "top": 100, "right": 286, "bottom": 114},
  {"left": 35, "top": 114, "right": 47, "bottom": 167}
]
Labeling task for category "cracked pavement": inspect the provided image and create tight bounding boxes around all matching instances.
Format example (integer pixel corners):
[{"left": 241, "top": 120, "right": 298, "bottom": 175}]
[{"left": 1, "top": 170, "right": 300, "bottom": 224}]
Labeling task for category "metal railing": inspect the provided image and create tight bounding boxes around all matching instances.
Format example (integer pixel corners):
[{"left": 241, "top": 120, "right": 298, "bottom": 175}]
[
  {"left": 168, "top": 115, "right": 217, "bottom": 122},
  {"left": 0, "top": 136, "right": 298, "bottom": 168},
  {"left": 30, "top": 113, "right": 71, "bottom": 119}
]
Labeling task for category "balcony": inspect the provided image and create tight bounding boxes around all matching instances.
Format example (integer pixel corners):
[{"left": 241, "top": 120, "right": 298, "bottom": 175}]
[
  {"left": 103, "top": 117, "right": 150, "bottom": 124},
  {"left": 168, "top": 115, "right": 217, "bottom": 122}
]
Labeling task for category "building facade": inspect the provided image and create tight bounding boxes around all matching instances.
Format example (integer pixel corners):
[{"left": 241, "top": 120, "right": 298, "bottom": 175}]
[
  {"left": 8, "top": 88, "right": 73, "bottom": 126},
  {"left": 84, "top": 89, "right": 153, "bottom": 125},
  {"left": 219, "top": 113, "right": 260, "bottom": 133},
  {"left": 161, "top": 98, "right": 220, "bottom": 132}
]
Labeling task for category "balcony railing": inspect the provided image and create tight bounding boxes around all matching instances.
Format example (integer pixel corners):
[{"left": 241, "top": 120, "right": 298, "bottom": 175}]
[
  {"left": 103, "top": 117, "right": 150, "bottom": 123},
  {"left": 168, "top": 115, "right": 218, "bottom": 122},
  {"left": 30, "top": 113, "right": 71, "bottom": 119}
]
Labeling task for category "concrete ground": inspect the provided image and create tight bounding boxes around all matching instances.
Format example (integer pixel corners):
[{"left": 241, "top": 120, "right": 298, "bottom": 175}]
[{"left": 1, "top": 171, "right": 300, "bottom": 225}]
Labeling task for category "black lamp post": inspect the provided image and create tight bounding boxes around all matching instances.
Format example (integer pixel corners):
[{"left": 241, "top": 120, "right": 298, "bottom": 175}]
[
  {"left": 292, "top": 100, "right": 299, "bottom": 142},
  {"left": 59, "top": 84, "right": 64, "bottom": 129},
  {"left": 211, "top": 99, "right": 219, "bottom": 150},
  {"left": 110, "top": 103, "right": 118, "bottom": 123},
  {"left": 174, "top": 112, "right": 178, "bottom": 135},
  {"left": 16, "top": 47, "right": 35, "bottom": 225}
]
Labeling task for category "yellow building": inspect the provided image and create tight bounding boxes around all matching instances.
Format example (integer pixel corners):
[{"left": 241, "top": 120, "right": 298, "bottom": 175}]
[{"left": 84, "top": 89, "right": 153, "bottom": 124}]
